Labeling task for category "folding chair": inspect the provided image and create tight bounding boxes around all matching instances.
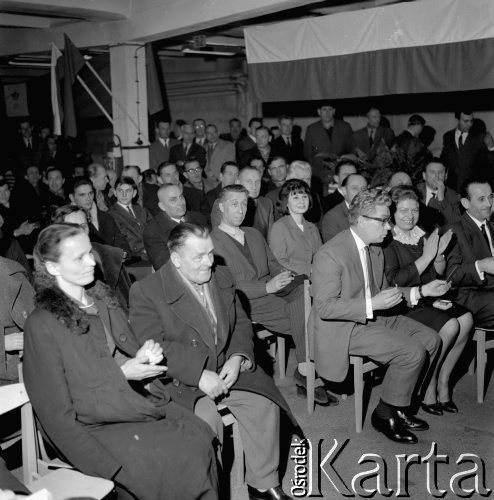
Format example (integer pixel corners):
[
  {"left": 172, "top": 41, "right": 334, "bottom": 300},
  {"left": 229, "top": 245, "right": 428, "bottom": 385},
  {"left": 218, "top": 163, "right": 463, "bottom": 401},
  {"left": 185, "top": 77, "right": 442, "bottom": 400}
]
[{"left": 0, "top": 375, "right": 113, "bottom": 500}]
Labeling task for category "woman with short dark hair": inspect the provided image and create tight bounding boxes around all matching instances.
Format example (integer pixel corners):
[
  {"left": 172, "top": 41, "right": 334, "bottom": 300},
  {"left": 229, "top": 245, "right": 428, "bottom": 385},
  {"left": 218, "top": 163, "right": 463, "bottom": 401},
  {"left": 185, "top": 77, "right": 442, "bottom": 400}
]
[
  {"left": 23, "top": 223, "right": 219, "bottom": 500},
  {"left": 384, "top": 186, "right": 473, "bottom": 414},
  {"left": 268, "top": 179, "right": 321, "bottom": 278}
]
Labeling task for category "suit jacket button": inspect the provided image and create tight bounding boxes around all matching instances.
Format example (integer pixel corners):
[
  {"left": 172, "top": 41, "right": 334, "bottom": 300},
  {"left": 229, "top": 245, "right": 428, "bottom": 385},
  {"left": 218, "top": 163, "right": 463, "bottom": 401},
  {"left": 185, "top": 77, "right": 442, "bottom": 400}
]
[
  {"left": 119, "top": 334, "right": 127, "bottom": 342},
  {"left": 190, "top": 339, "right": 198, "bottom": 347},
  {"left": 172, "top": 378, "right": 180, "bottom": 387}
]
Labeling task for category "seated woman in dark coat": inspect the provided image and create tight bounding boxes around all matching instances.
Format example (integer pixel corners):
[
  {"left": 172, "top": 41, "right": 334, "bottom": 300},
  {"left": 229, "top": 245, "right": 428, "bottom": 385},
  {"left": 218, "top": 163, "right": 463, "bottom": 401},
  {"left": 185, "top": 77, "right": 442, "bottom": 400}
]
[
  {"left": 383, "top": 186, "right": 473, "bottom": 414},
  {"left": 23, "top": 224, "right": 218, "bottom": 500}
]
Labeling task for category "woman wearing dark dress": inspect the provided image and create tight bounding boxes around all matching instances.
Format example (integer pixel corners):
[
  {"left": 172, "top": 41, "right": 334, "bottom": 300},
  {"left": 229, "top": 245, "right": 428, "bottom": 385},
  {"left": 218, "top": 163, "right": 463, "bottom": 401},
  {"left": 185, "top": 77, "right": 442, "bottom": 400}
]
[
  {"left": 384, "top": 186, "right": 473, "bottom": 415},
  {"left": 23, "top": 223, "right": 219, "bottom": 500}
]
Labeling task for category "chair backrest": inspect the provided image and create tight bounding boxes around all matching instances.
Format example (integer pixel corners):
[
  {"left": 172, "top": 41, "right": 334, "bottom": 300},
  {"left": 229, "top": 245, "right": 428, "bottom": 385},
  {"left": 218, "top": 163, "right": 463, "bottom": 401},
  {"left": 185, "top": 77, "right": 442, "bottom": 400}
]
[
  {"left": 303, "top": 279, "right": 314, "bottom": 359},
  {"left": 0, "top": 382, "right": 39, "bottom": 485},
  {"left": 0, "top": 383, "right": 29, "bottom": 415}
]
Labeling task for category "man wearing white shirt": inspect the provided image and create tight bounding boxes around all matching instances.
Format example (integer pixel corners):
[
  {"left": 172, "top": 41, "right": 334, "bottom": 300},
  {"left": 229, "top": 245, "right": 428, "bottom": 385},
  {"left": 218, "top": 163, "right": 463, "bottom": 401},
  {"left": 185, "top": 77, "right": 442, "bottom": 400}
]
[
  {"left": 446, "top": 178, "right": 494, "bottom": 328},
  {"left": 313, "top": 188, "right": 444, "bottom": 444},
  {"left": 149, "top": 120, "right": 179, "bottom": 171},
  {"left": 441, "top": 110, "right": 494, "bottom": 191}
]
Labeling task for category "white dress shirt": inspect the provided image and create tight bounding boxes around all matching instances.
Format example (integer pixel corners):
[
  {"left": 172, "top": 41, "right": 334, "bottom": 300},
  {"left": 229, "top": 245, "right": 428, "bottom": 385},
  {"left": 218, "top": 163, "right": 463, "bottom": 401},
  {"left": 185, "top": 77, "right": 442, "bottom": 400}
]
[
  {"left": 350, "top": 228, "right": 418, "bottom": 319},
  {"left": 467, "top": 212, "right": 494, "bottom": 279},
  {"left": 350, "top": 229, "right": 374, "bottom": 319}
]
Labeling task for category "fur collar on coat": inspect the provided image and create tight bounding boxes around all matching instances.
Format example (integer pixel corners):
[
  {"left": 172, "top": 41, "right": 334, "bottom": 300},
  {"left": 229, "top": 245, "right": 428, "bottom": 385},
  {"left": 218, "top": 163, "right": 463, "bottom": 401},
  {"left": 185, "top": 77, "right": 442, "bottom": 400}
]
[{"left": 34, "top": 274, "right": 119, "bottom": 335}]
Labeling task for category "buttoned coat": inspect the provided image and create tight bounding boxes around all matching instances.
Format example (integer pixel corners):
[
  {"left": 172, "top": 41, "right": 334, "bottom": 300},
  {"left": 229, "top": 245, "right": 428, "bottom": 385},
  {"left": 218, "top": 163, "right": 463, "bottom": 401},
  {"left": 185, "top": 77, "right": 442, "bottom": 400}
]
[
  {"left": 129, "top": 262, "right": 293, "bottom": 421},
  {"left": 312, "top": 230, "right": 413, "bottom": 382},
  {"left": 268, "top": 215, "right": 321, "bottom": 277},
  {"left": 0, "top": 257, "right": 34, "bottom": 385},
  {"left": 23, "top": 282, "right": 218, "bottom": 500},
  {"left": 108, "top": 203, "right": 152, "bottom": 259}
]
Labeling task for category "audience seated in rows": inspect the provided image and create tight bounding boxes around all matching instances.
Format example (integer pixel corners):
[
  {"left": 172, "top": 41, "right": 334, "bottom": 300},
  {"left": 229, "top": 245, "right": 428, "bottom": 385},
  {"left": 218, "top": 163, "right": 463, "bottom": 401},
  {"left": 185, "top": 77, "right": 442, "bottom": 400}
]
[
  {"left": 211, "top": 185, "right": 334, "bottom": 407},
  {"left": 130, "top": 223, "right": 296, "bottom": 500},
  {"left": 23, "top": 223, "right": 219, "bottom": 500}
]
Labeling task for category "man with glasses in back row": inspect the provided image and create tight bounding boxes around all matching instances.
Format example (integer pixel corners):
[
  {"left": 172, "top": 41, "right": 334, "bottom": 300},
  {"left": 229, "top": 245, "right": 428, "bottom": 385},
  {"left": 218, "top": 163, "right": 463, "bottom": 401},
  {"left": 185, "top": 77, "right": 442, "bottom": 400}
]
[{"left": 312, "top": 188, "right": 447, "bottom": 444}]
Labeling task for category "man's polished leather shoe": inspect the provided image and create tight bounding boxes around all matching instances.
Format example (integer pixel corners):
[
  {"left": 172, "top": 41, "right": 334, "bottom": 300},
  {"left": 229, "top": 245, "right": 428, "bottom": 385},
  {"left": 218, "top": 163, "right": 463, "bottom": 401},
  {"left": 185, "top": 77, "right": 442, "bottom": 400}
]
[
  {"left": 247, "top": 485, "right": 292, "bottom": 500},
  {"left": 371, "top": 411, "right": 418, "bottom": 444},
  {"left": 396, "top": 411, "right": 429, "bottom": 431},
  {"left": 438, "top": 400, "right": 459, "bottom": 413},
  {"left": 421, "top": 403, "right": 443, "bottom": 416}
]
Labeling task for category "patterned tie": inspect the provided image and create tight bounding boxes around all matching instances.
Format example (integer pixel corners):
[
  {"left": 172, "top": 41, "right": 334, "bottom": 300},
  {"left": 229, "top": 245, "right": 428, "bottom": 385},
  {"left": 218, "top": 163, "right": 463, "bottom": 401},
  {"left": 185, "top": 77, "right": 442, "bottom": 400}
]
[
  {"left": 127, "top": 205, "right": 136, "bottom": 218},
  {"left": 481, "top": 223, "right": 492, "bottom": 256}
]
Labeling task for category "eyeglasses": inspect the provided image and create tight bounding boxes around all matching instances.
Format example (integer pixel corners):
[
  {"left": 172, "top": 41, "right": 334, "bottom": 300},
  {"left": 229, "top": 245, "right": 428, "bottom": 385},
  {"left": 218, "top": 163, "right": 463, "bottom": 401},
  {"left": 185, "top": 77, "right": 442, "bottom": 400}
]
[
  {"left": 361, "top": 214, "right": 392, "bottom": 226},
  {"left": 185, "top": 167, "right": 202, "bottom": 174}
]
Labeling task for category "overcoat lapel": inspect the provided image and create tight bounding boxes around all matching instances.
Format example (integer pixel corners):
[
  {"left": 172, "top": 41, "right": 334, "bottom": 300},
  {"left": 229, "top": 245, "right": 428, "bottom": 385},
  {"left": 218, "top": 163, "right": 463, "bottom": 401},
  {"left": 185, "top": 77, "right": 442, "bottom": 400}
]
[{"left": 159, "top": 266, "right": 216, "bottom": 352}]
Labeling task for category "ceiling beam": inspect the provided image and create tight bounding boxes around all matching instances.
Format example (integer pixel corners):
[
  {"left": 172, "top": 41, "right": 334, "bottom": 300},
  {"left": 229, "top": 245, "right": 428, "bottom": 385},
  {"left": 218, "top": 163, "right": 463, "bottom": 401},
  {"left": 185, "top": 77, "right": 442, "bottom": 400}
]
[
  {"left": 0, "top": 0, "right": 132, "bottom": 22},
  {"left": 0, "top": 0, "right": 311, "bottom": 56},
  {"left": 0, "top": 13, "right": 54, "bottom": 28}
]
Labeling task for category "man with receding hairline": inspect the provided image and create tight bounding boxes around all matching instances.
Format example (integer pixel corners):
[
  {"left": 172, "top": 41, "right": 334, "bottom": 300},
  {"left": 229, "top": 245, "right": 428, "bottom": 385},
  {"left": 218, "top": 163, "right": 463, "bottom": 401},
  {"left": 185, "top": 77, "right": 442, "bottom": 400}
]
[{"left": 143, "top": 183, "right": 206, "bottom": 269}]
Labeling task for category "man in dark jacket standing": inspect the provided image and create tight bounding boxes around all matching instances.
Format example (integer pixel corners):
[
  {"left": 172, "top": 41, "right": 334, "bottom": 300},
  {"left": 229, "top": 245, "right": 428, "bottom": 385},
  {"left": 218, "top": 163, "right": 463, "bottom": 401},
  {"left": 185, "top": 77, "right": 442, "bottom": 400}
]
[{"left": 130, "top": 223, "right": 294, "bottom": 500}]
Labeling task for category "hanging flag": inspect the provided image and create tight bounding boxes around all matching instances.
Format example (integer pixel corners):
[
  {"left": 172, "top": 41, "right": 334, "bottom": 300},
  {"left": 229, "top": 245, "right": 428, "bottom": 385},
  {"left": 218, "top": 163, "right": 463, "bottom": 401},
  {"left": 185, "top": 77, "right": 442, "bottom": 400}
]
[
  {"left": 63, "top": 34, "right": 85, "bottom": 138},
  {"left": 50, "top": 42, "right": 63, "bottom": 135},
  {"left": 145, "top": 43, "right": 164, "bottom": 116}
]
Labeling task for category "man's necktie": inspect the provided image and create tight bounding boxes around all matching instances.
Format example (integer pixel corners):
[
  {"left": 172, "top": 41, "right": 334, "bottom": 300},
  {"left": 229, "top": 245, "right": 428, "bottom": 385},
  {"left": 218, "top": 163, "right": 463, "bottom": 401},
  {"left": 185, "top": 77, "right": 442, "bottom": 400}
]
[
  {"left": 127, "top": 205, "right": 136, "bottom": 218},
  {"left": 481, "top": 223, "right": 492, "bottom": 256},
  {"left": 326, "top": 127, "right": 333, "bottom": 142},
  {"left": 208, "top": 143, "right": 214, "bottom": 160},
  {"left": 26, "top": 140, "right": 32, "bottom": 151},
  {"left": 458, "top": 134, "right": 464, "bottom": 149},
  {"left": 369, "top": 130, "right": 374, "bottom": 146},
  {"left": 285, "top": 136, "right": 291, "bottom": 147},
  {"left": 364, "top": 246, "right": 380, "bottom": 297}
]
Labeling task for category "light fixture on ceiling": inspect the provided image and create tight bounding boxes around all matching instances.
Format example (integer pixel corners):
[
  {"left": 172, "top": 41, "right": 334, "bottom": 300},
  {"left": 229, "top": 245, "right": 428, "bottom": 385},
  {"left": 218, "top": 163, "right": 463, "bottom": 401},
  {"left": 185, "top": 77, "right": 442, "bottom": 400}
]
[{"left": 182, "top": 47, "right": 236, "bottom": 57}]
